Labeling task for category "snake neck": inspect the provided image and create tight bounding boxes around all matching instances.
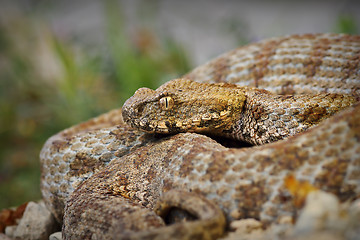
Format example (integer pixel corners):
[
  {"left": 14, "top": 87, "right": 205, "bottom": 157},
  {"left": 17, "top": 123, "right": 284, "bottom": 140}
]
[{"left": 224, "top": 90, "right": 356, "bottom": 145}]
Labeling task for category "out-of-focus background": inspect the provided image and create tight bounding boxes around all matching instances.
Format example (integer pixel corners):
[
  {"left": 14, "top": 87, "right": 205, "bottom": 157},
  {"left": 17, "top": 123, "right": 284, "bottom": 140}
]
[{"left": 0, "top": 0, "right": 359, "bottom": 209}]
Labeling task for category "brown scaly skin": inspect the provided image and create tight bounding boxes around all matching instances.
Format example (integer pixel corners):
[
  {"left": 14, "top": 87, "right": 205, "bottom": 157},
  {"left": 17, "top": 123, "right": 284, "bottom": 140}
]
[
  {"left": 63, "top": 103, "right": 360, "bottom": 239},
  {"left": 39, "top": 33, "right": 360, "bottom": 239},
  {"left": 185, "top": 33, "right": 360, "bottom": 98}
]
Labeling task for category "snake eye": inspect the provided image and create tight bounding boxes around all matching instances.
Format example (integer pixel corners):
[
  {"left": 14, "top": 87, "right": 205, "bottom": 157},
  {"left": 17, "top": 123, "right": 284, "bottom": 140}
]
[{"left": 159, "top": 96, "right": 174, "bottom": 110}]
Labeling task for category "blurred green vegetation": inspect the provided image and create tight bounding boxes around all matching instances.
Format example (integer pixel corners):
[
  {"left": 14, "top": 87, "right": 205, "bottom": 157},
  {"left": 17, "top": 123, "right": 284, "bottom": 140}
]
[
  {"left": 0, "top": 1, "right": 191, "bottom": 209},
  {"left": 335, "top": 14, "right": 358, "bottom": 34}
]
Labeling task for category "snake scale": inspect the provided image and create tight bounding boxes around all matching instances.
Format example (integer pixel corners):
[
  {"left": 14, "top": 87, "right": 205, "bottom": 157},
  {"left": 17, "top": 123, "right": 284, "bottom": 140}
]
[{"left": 40, "top": 33, "right": 360, "bottom": 239}]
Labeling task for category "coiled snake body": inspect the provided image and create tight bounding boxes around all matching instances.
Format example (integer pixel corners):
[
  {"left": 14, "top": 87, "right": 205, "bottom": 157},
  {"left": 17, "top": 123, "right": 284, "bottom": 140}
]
[{"left": 40, "top": 33, "right": 360, "bottom": 239}]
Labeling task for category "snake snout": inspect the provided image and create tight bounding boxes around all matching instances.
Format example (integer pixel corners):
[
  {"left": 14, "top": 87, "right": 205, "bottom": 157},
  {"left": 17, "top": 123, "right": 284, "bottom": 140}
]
[{"left": 122, "top": 87, "right": 156, "bottom": 125}]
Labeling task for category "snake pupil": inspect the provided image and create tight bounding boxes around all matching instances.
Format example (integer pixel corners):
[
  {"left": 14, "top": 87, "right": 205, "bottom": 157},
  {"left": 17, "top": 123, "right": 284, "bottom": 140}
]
[{"left": 160, "top": 96, "right": 174, "bottom": 110}]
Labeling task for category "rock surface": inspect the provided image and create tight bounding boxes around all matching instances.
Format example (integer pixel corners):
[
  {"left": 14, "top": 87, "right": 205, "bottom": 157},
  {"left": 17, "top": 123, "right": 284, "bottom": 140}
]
[
  {"left": 220, "top": 191, "right": 360, "bottom": 240},
  {"left": 4, "top": 201, "right": 58, "bottom": 240},
  {"left": 0, "top": 203, "right": 27, "bottom": 233},
  {"left": 49, "top": 232, "right": 62, "bottom": 240},
  {"left": 2, "top": 191, "right": 359, "bottom": 239},
  {"left": 0, "top": 233, "right": 12, "bottom": 240}
]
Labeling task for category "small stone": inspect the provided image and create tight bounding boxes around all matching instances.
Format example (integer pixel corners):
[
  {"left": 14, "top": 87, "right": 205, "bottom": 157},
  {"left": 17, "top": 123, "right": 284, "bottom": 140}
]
[
  {"left": 346, "top": 199, "right": 360, "bottom": 240},
  {"left": 293, "top": 190, "right": 341, "bottom": 235},
  {"left": 4, "top": 225, "right": 16, "bottom": 236},
  {"left": 286, "top": 232, "right": 344, "bottom": 240},
  {"left": 222, "top": 219, "right": 266, "bottom": 240},
  {"left": 49, "top": 231, "right": 62, "bottom": 240},
  {"left": 278, "top": 215, "right": 293, "bottom": 225},
  {"left": 0, "top": 202, "right": 28, "bottom": 232},
  {"left": 229, "top": 218, "right": 262, "bottom": 233},
  {"left": 0, "top": 233, "right": 12, "bottom": 240},
  {"left": 5, "top": 201, "right": 58, "bottom": 240}
]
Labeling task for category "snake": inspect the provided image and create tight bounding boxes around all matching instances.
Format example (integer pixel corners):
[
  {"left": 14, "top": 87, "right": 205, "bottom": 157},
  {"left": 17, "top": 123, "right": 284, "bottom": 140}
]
[{"left": 39, "top": 33, "right": 360, "bottom": 239}]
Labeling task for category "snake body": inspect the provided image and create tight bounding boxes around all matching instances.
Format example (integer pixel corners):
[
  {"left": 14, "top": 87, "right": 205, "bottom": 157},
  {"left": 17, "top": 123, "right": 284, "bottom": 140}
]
[{"left": 40, "top": 33, "right": 360, "bottom": 239}]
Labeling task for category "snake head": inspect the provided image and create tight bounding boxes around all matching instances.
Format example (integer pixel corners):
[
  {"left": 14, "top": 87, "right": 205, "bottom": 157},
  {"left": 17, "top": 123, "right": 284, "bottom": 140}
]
[{"left": 122, "top": 78, "right": 246, "bottom": 135}]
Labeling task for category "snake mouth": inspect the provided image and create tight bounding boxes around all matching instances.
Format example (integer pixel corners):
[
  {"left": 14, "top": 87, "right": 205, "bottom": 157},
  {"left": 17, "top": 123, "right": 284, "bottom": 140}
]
[{"left": 131, "top": 118, "right": 169, "bottom": 133}]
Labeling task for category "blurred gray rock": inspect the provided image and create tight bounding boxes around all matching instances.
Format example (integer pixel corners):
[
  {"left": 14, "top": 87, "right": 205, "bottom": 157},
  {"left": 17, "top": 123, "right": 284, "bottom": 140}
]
[
  {"left": 5, "top": 201, "right": 58, "bottom": 240},
  {"left": 0, "top": 233, "right": 13, "bottom": 240},
  {"left": 49, "top": 231, "right": 62, "bottom": 240}
]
